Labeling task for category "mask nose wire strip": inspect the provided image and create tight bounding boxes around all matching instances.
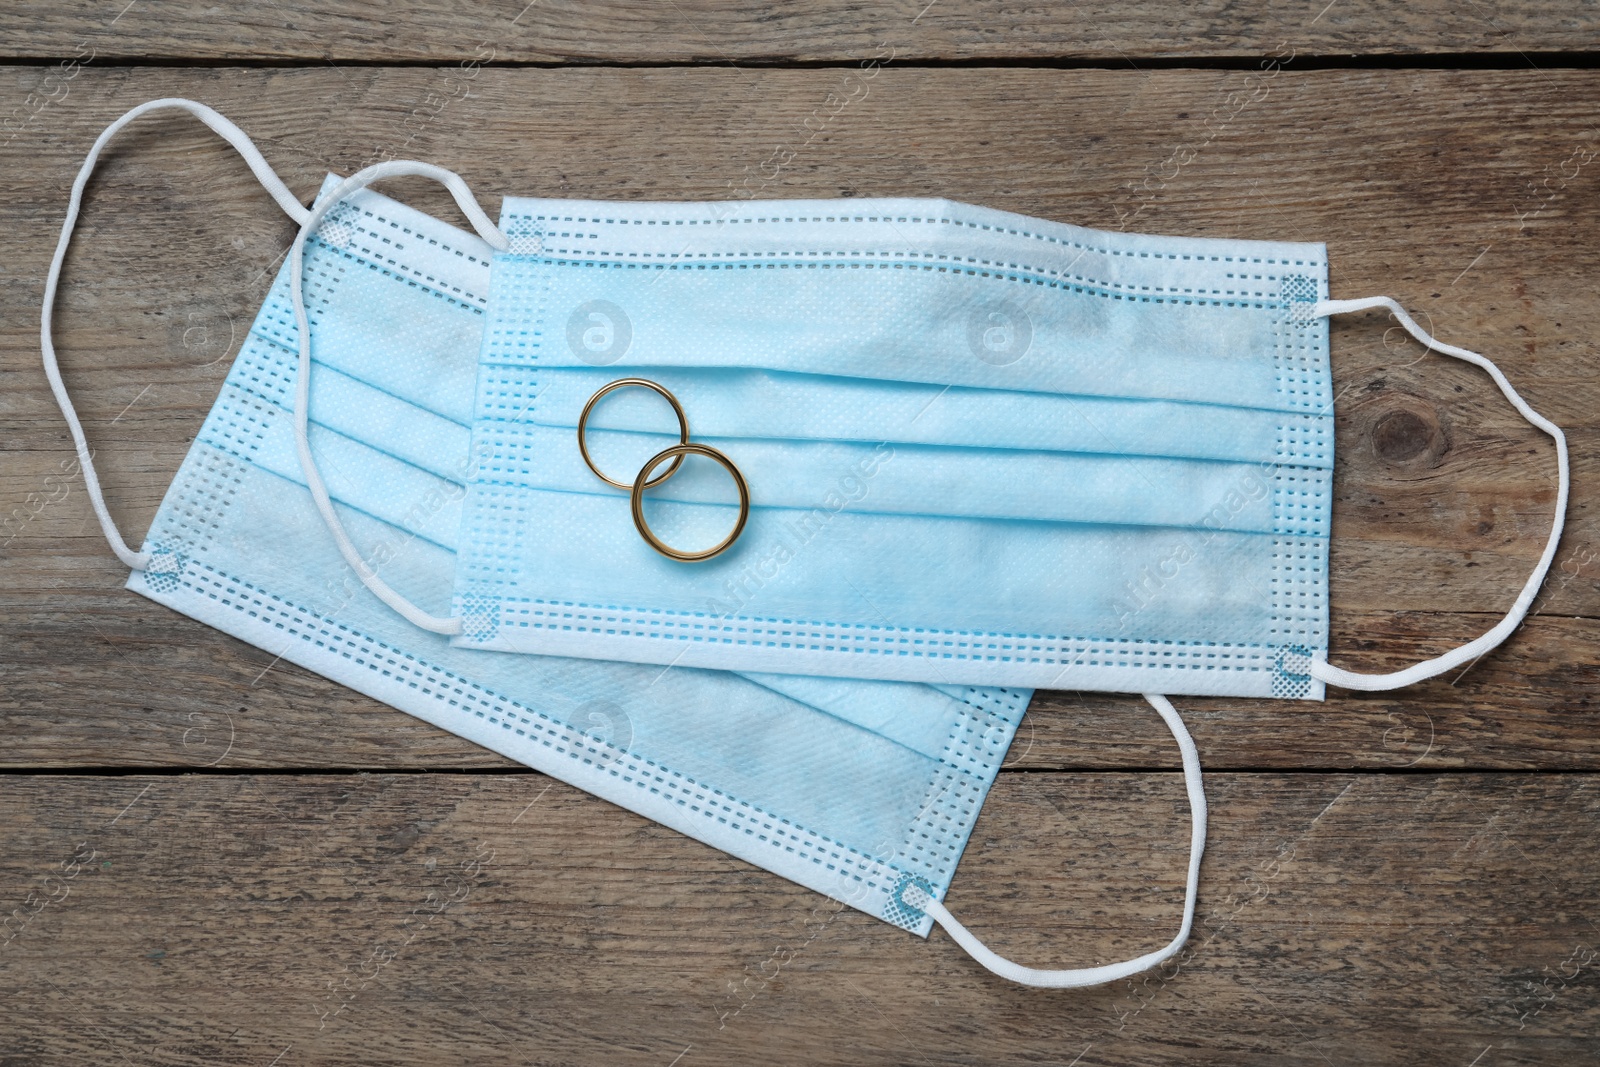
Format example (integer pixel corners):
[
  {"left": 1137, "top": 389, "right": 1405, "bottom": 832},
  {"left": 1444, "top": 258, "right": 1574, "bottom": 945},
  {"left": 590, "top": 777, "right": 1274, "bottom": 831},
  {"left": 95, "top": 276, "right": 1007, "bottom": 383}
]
[
  {"left": 40, "top": 98, "right": 312, "bottom": 572},
  {"left": 903, "top": 693, "right": 1206, "bottom": 989},
  {"left": 1308, "top": 296, "right": 1570, "bottom": 692},
  {"left": 289, "top": 162, "right": 509, "bottom": 637}
]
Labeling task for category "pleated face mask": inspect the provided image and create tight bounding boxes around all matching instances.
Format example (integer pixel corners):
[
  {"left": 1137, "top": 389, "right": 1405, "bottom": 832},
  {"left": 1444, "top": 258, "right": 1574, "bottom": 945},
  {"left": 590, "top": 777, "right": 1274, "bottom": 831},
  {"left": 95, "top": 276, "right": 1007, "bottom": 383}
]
[
  {"left": 294, "top": 163, "right": 1567, "bottom": 702},
  {"left": 450, "top": 203, "right": 1340, "bottom": 695},
  {"left": 45, "top": 101, "right": 1220, "bottom": 993}
]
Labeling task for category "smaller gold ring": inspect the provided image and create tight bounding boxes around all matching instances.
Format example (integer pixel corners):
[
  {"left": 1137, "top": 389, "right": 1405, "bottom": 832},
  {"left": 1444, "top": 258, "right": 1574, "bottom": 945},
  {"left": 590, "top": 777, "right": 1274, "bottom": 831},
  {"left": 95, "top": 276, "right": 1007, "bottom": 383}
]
[
  {"left": 577, "top": 378, "right": 690, "bottom": 491},
  {"left": 630, "top": 443, "right": 750, "bottom": 563}
]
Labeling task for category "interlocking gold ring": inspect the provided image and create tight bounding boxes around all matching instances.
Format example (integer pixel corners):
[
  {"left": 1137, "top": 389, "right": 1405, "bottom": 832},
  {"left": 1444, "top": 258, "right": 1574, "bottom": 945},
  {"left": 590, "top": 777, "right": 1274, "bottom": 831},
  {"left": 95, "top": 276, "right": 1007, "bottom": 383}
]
[
  {"left": 577, "top": 378, "right": 690, "bottom": 490},
  {"left": 630, "top": 443, "right": 750, "bottom": 563}
]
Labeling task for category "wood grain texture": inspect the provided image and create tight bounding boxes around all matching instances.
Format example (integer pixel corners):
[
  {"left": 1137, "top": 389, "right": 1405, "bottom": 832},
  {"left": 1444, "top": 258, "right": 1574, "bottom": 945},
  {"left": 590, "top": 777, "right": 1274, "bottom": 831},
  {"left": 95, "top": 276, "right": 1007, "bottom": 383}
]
[
  {"left": 6, "top": 603, "right": 1598, "bottom": 771},
  {"left": 2, "top": 772, "right": 1598, "bottom": 1066},
  {"left": 1, "top": 66, "right": 1594, "bottom": 769},
  {"left": 0, "top": 0, "right": 1595, "bottom": 62},
  {"left": 2, "top": 48, "right": 1598, "bottom": 1067}
]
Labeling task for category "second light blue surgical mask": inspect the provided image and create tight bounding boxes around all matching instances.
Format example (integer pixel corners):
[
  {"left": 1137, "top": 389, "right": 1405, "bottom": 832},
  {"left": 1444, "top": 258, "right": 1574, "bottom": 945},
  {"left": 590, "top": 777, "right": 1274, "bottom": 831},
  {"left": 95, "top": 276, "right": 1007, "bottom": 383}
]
[{"left": 45, "top": 101, "right": 1220, "bottom": 994}]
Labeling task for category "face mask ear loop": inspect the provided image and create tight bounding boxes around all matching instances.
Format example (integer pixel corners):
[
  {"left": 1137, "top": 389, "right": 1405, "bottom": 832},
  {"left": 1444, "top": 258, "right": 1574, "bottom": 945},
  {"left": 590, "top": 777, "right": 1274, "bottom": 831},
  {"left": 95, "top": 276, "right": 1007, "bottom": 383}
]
[
  {"left": 1307, "top": 296, "right": 1570, "bottom": 692},
  {"left": 40, "top": 98, "right": 312, "bottom": 571},
  {"left": 289, "top": 162, "right": 509, "bottom": 637},
  {"left": 901, "top": 693, "right": 1206, "bottom": 989}
]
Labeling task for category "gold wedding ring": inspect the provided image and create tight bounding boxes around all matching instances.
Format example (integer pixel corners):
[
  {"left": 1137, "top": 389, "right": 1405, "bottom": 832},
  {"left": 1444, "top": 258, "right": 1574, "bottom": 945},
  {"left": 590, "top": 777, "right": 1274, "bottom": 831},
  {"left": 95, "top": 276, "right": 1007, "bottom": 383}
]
[
  {"left": 578, "top": 379, "right": 750, "bottom": 562},
  {"left": 577, "top": 377, "right": 690, "bottom": 490},
  {"left": 630, "top": 443, "right": 750, "bottom": 563}
]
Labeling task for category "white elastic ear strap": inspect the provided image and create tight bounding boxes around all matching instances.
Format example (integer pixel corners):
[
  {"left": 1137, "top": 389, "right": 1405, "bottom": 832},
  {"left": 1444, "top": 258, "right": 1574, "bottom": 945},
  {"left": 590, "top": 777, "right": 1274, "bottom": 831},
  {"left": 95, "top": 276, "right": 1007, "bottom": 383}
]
[
  {"left": 904, "top": 693, "right": 1206, "bottom": 989},
  {"left": 40, "top": 98, "right": 311, "bottom": 570},
  {"left": 288, "top": 162, "right": 508, "bottom": 636},
  {"left": 1309, "top": 296, "right": 1570, "bottom": 692}
]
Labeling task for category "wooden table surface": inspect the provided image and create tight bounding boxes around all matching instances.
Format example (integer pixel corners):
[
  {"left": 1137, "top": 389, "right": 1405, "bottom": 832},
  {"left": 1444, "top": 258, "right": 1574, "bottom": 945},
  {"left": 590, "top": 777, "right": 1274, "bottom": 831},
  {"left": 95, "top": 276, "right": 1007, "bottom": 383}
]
[{"left": 2, "top": 4, "right": 1597, "bottom": 1064}]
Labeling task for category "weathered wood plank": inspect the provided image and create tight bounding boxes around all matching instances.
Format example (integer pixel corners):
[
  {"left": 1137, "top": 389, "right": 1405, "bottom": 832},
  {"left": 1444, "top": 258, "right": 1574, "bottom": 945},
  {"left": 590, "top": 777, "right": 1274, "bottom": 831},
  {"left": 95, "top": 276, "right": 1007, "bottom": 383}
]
[
  {"left": 2, "top": 66, "right": 1595, "bottom": 769},
  {"left": 4, "top": 598, "right": 1597, "bottom": 770},
  {"left": 0, "top": 0, "right": 1593, "bottom": 63},
  {"left": 0, "top": 772, "right": 1596, "bottom": 1065}
]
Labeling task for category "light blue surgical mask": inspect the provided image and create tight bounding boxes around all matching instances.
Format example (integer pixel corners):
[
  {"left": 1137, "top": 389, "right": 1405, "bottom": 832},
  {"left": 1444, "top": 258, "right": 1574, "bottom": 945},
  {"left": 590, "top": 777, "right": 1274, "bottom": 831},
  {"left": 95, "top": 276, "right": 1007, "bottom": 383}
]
[
  {"left": 43, "top": 100, "right": 1220, "bottom": 993},
  {"left": 426, "top": 195, "right": 1566, "bottom": 698}
]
